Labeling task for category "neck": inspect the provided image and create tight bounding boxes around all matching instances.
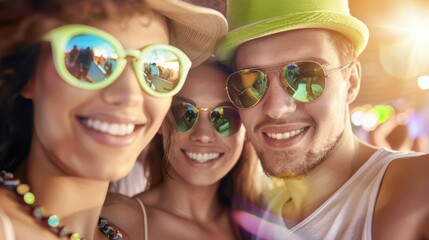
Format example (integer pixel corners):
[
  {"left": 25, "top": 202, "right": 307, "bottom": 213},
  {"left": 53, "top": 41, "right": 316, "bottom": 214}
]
[
  {"left": 282, "top": 128, "right": 367, "bottom": 225},
  {"left": 156, "top": 176, "right": 225, "bottom": 222},
  {"left": 22, "top": 143, "right": 111, "bottom": 239}
]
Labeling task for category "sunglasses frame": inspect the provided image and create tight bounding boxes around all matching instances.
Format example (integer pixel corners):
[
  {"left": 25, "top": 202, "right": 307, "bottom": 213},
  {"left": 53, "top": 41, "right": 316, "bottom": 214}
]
[
  {"left": 42, "top": 24, "right": 192, "bottom": 97},
  {"left": 226, "top": 60, "right": 354, "bottom": 108},
  {"left": 171, "top": 102, "right": 242, "bottom": 137}
]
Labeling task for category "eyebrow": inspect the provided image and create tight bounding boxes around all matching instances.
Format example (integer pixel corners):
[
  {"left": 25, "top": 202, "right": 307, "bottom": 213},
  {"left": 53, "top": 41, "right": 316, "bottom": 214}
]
[{"left": 173, "top": 96, "right": 235, "bottom": 108}]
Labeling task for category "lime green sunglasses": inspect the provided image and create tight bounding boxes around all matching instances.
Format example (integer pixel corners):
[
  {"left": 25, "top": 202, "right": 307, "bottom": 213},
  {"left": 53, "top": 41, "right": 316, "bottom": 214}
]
[{"left": 42, "top": 24, "right": 191, "bottom": 97}]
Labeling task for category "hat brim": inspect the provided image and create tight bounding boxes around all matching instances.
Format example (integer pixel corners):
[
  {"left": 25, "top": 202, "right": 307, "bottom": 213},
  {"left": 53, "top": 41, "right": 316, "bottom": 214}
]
[
  {"left": 146, "top": 0, "right": 227, "bottom": 67},
  {"left": 215, "top": 11, "right": 369, "bottom": 66}
]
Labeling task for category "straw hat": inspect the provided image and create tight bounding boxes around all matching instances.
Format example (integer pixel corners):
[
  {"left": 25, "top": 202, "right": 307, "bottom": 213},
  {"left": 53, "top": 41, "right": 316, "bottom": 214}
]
[
  {"left": 215, "top": 0, "right": 369, "bottom": 66},
  {"left": 146, "top": 0, "right": 227, "bottom": 67},
  {"left": 0, "top": 0, "right": 228, "bottom": 67}
]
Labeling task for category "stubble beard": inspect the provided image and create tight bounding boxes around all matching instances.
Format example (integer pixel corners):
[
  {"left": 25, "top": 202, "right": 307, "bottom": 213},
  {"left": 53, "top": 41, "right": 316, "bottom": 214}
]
[{"left": 258, "top": 129, "right": 344, "bottom": 179}]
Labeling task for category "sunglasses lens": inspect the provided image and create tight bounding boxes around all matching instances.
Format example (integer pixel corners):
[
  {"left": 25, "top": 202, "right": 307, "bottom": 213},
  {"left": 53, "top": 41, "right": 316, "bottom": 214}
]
[
  {"left": 65, "top": 34, "right": 117, "bottom": 86},
  {"left": 227, "top": 70, "right": 268, "bottom": 108},
  {"left": 141, "top": 49, "right": 184, "bottom": 94},
  {"left": 171, "top": 103, "right": 198, "bottom": 133},
  {"left": 281, "top": 62, "right": 325, "bottom": 103},
  {"left": 211, "top": 107, "right": 241, "bottom": 137},
  {"left": 171, "top": 103, "right": 241, "bottom": 136}
]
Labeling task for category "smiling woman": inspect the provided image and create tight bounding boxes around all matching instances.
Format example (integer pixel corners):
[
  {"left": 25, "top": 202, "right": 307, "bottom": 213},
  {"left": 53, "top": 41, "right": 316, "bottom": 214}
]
[
  {"left": 0, "top": 0, "right": 227, "bottom": 239},
  {"left": 101, "top": 59, "right": 267, "bottom": 240}
]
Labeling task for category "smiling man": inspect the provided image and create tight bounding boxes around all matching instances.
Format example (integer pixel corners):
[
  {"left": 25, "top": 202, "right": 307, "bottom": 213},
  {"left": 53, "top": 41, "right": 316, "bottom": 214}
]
[{"left": 216, "top": 0, "right": 429, "bottom": 239}]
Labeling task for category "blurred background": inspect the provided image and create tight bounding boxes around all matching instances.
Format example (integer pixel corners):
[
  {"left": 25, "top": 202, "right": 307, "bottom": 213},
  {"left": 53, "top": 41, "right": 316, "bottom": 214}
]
[{"left": 186, "top": 0, "right": 429, "bottom": 152}]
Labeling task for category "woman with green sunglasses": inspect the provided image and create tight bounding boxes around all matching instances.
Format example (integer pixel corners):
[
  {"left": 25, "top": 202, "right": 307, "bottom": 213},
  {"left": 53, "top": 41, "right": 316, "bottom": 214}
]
[
  {"left": 102, "top": 59, "right": 269, "bottom": 239},
  {"left": 0, "top": 0, "right": 226, "bottom": 239}
]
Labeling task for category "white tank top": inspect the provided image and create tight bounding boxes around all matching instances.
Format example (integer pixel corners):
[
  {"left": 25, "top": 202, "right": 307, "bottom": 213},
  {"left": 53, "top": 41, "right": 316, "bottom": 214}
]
[{"left": 251, "top": 148, "right": 424, "bottom": 240}]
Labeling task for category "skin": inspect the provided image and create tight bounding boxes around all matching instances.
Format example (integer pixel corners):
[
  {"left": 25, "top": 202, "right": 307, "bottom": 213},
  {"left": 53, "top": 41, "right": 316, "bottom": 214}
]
[
  {"left": 0, "top": 10, "right": 171, "bottom": 240},
  {"left": 164, "top": 65, "right": 245, "bottom": 188},
  {"left": 102, "top": 63, "right": 246, "bottom": 240},
  {"left": 234, "top": 29, "right": 429, "bottom": 239},
  {"left": 235, "top": 29, "right": 362, "bottom": 180}
]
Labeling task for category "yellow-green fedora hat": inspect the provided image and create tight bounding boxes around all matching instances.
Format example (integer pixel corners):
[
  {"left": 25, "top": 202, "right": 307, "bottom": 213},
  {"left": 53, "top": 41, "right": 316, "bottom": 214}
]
[{"left": 215, "top": 0, "right": 369, "bottom": 66}]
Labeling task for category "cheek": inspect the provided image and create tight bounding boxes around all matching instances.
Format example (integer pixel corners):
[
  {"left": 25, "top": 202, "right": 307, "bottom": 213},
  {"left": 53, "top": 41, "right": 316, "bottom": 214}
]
[
  {"left": 225, "top": 126, "right": 246, "bottom": 162},
  {"left": 144, "top": 96, "right": 172, "bottom": 133},
  {"left": 238, "top": 108, "right": 257, "bottom": 129},
  {"left": 31, "top": 52, "right": 100, "bottom": 174},
  {"left": 167, "top": 134, "right": 183, "bottom": 161},
  {"left": 32, "top": 55, "right": 79, "bottom": 142},
  {"left": 306, "top": 84, "right": 348, "bottom": 132},
  {"left": 34, "top": 46, "right": 86, "bottom": 107},
  {"left": 313, "top": 79, "right": 348, "bottom": 113}
]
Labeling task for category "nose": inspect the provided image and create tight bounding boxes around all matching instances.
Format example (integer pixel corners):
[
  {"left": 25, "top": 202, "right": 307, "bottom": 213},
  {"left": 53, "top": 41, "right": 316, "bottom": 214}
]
[
  {"left": 189, "top": 110, "right": 216, "bottom": 144},
  {"left": 102, "top": 61, "right": 144, "bottom": 107},
  {"left": 261, "top": 73, "right": 297, "bottom": 119}
]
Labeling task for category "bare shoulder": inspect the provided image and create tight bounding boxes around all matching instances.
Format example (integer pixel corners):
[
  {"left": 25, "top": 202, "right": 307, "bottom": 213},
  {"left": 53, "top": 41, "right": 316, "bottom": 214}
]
[
  {"left": 0, "top": 188, "right": 24, "bottom": 224},
  {"left": 0, "top": 188, "right": 56, "bottom": 239},
  {"left": 102, "top": 192, "right": 144, "bottom": 239},
  {"left": 0, "top": 190, "right": 15, "bottom": 240},
  {"left": 103, "top": 192, "right": 137, "bottom": 207},
  {"left": 374, "top": 153, "right": 429, "bottom": 239}
]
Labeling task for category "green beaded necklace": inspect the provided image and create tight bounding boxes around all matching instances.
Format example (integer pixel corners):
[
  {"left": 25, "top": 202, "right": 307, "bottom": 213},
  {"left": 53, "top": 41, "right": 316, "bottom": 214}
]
[{"left": 0, "top": 171, "right": 123, "bottom": 240}]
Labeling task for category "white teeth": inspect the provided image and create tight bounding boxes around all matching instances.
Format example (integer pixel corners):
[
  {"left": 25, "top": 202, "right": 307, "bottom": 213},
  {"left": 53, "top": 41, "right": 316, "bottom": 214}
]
[
  {"left": 83, "top": 118, "right": 135, "bottom": 136},
  {"left": 185, "top": 152, "right": 220, "bottom": 163},
  {"left": 266, "top": 128, "right": 304, "bottom": 140}
]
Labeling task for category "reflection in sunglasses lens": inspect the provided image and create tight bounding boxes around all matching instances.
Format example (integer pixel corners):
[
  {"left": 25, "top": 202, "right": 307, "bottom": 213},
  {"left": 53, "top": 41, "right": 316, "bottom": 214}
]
[
  {"left": 142, "top": 49, "right": 182, "bottom": 94},
  {"left": 64, "top": 34, "right": 184, "bottom": 95},
  {"left": 211, "top": 107, "right": 241, "bottom": 136},
  {"left": 281, "top": 62, "right": 325, "bottom": 103},
  {"left": 171, "top": 103, "right": 241, "bottom": 136},
  {"left": 65, "top": 34, "right": 117, "bottom": 85},
  {"left": 227, "top": 61, "right": 326, "bottom": 108},
  {"left": 172, "top": 103, "right": 197, "bottom": 133},
  {"left": 227, "top": 71, "right": 267, "bottom": 108}
]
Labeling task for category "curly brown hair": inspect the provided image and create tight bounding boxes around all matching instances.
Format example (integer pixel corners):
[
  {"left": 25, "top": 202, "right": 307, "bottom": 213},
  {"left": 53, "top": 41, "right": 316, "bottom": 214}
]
[{"left": 0, "top": 0, "right": 152, "bottom": 171}]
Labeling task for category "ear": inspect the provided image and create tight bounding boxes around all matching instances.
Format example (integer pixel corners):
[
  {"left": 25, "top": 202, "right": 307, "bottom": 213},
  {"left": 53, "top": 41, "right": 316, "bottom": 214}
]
[
  {"left": 20, "top": 77, "right": 35, "bottom": 99},
  {"left": 346, "top": 60, "right": 361, "bottom": 104}
]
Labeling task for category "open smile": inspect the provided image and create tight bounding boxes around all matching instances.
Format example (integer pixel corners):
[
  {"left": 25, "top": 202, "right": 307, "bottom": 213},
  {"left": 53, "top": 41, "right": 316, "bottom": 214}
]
[
  {"left": 184, "top": 151, "right": 223, "bottom": 163},
  {"left": 265, "top": 127, "right": 305, "bottom": 140},
  {"left": 80, "top": 117, "right": 139, "bottom": 136}
]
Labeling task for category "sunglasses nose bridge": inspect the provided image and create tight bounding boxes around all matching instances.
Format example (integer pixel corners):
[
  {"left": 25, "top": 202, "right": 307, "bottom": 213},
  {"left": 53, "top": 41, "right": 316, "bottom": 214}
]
[
  {"left": 199, "top": 107, "right": 210, "bottom": 111},
  {"left": 195, "top": 107, "right": 211, "bottom": 123},
  {"left": 261, "top": 76, "right": 297, "bottom": 118},
  {"left": 189, "top": 108, "right": 216, "bottom": 143},
  {"left": 265, "top": 66, "right": 298, "bottom": 100},
  {"left": 123, "top": 49, "right": 141, "bottom": 59},
  {"left": 117, "top": 50, "right": 143, "bottom": 86}
]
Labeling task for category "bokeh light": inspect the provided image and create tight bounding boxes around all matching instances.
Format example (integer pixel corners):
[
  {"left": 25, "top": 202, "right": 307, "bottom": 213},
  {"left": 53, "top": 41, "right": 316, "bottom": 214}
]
[
  {"left": 351, "top": 104, "right": 395, "bottom": 131},
  {"left": 417, "top": 75, "right": 429, "bottom": 90},
  {"left": 375, "top": 6, "right": 429, "bottom": 81},
  {"left": 408, "top": 112, "right": 428, "bottom": 138}
]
